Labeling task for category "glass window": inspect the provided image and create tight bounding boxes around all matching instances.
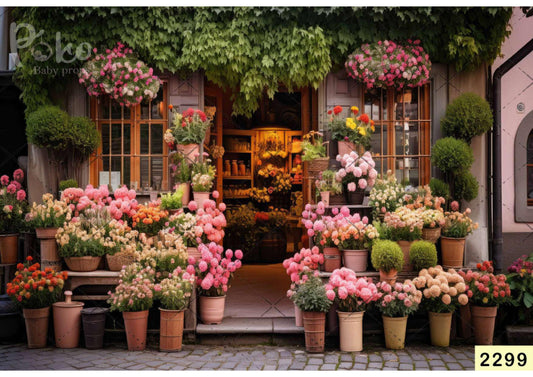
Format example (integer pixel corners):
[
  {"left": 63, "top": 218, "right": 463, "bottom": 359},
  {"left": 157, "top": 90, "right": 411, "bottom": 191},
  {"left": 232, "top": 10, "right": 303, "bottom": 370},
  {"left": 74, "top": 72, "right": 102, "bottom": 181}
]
[{"left": 527, "top": 130, "right": 533, "bottom": 206}]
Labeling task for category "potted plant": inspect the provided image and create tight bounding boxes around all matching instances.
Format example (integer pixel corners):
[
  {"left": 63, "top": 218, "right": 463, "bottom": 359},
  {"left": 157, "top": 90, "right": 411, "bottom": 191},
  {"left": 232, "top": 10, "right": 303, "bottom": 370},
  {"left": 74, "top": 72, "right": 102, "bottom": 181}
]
[
  {"left": 58, "top": 179, "right": 78, "bottom": 199},
  {"left": 107, "top": 263, "right": 155, "bottom": 351},
  {"left": 292, "top": 275, "right": 332, "bottom": 353},
  {"left": 169, "top": 152, "right": 192, "bottom": 206},
  {"left": 335, "top": 151, "right": 378, "bottom": 205},
  {"left": 0, "top": 170, "right": 27, "bottom": 264},
  {"left": 368, "top": 170, "right": 404, "bottom": 222},
  {"left": 26, "top": 193, "right": 72, "bottom": 271},
  {"left": 403, "top": 185, "right": 446, "bottom": 243},
  {"left": 155, "top": 267, "right": 195, "bottom": 352},
  {"left": 301, "top": 131, "right": 328, "bottom": 177},
  {"left": 167, "top": 211, "right": 201, "bottom": 259},
  {"left": 167, "top": 107, "right": 211, "bottom": 162},
  {"left": 375, "top": 280, "right": 422, "bottom": 349},
  {"left": 160, "top": 187, "right": 185, "bottom": 214},
  {"left": 283, "top": 246, "right": 324, "bottom": 326},
  {"left": 412, "top": 266, "right": 469, "bottom": 346},
  {"left": 131, "top": 203, "right": 169, "bottom": 240},
  {"left": 337, "top": 213, "right": 379, "bottom": 273},
  {"left": 190, "top": 160, "right": 216, "bottom": 208},
  {"left": 195, "top": 242, "right": 243, "bottom": 324},
  {"left": 458, "top": 261, "right": 511, "bottom": 345},
  {"left": 315, "top": 170, "right": 342, "bottom": 206},
  {"left": 325, "top": 268, "right": 381, "bottom": 351},
  {"left": 107, "top": 185, "right": 140, "bottom": 224},
  {"left": 104, "top": 220, "right": 139, "bottom": 271},
  {"left": 325, "top": 105, "right": 375, "bottom": 154},
  {"left": 441, "top": 201, "right": 478, "bottom": 268},
  {"left": 371, "top": 240, "right": 404, "bottom": 284},
  {"left": 409, "top": 240, "right": 438, "bottom": 271},
  {"left": 506, "top": 254, "right": 533, "bottom": 343},
  {"left": 6, "top": 256, "right": 67, "bottom": 348}
]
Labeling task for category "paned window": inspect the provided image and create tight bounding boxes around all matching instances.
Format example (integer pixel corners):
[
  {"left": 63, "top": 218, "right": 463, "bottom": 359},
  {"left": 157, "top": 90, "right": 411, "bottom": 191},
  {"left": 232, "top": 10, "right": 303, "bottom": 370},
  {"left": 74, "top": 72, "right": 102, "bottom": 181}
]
[{"left": 527, "top": 130, "right": 533, "bottom": 207}]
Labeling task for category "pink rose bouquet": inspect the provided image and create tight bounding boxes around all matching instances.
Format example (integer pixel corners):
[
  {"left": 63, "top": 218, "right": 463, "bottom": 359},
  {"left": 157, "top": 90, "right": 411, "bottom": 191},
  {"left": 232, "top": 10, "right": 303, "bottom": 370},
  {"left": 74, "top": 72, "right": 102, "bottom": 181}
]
[
  {"left": 335, "top": 151, "right": 378, "bottom": 192},
  {"left": 189, "top": 199, "right": 227, "bottom": 244},
  {"left": 0, "top": 169, "right": 27, "bottom": 233},
  {"left": 325, "top": 268, "right": 381, "bottom": 312},
  {"left": 61, "top": 184, "right": 112, "bottom": 217},
  {"left": 376, "top": 280, "right": 422, "bottom": 317},
  {"left": 283, "top": 246, "right": 323, "bottom": 299}
]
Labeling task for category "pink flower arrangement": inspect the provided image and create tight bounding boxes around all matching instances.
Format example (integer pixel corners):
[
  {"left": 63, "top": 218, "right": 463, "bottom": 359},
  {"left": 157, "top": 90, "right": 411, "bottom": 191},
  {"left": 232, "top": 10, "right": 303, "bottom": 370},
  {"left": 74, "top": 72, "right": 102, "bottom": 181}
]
[
  {"left": 0, "top": 169, "right": 28, "bottom": 233},
  {"left": 108, "top": 185, "right": 139, "bottom": 221},
  {"left": 325, "top": 268, "right": 381, "bottom": 312},
  {"left": 61, "top": 184, "right": 112, "bottom": 216},
  {"left": 335, "top": 151, "right": 378, "bottom": 191},
  {"left": 458, "top": 261, "right": 511, "bottom": 307},
  {"left": 190, "top": 199, "right": 227, "bottom": 244},
  {"left": 345, "top": 40, "right": 431, "bottom": 89},
  {"left": 107, "top": 263, "right": 156, "bottom": 312},
  {"left": 283, "top": 246, "right": 323, "bottom": 300},
  {"left": 375, "top": 280, "right": 422, "bottom": 317},
  {"left": 193, "top": 242, "right": 243, "bottom": 297}
]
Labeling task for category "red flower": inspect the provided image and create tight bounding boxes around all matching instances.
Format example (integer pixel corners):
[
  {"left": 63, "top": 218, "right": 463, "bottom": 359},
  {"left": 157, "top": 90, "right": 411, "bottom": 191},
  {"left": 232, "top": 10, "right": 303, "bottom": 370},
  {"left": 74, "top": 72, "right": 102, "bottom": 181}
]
[
  {"left": 333, "top": 106, "right": 343, "bottom": 115},
  {"left": 168, "top": 104, "right": 173, "bottom": 110},
  {"left": 359, "top": 113, "right": 370, "bottom": 124},
  {"left": 327, "top": 110, "right": 332, "bottom": 115},
  {"left": 27, "top": 256, "right": 33, "bottom": 262}
]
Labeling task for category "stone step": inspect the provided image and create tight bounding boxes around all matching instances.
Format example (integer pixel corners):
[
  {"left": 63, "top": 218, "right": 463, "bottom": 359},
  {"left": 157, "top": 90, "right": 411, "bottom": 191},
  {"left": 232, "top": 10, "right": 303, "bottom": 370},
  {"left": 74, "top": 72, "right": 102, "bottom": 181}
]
[{"left": 196, "top": 317, "right": 304, "bottom": 335}]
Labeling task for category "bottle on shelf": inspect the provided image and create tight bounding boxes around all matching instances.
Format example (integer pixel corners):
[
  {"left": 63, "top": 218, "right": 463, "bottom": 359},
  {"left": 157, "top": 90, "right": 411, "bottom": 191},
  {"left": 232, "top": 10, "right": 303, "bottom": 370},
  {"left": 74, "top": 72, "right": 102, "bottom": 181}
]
[
  {"left": 231, "top": 160, "right": 238, "bottom": 176},
  {"left": 238, "top": 161, "right": 246, "bottom": 176},
  {"left": 224, "top": 160, "right": 231, "bottom": 176}
]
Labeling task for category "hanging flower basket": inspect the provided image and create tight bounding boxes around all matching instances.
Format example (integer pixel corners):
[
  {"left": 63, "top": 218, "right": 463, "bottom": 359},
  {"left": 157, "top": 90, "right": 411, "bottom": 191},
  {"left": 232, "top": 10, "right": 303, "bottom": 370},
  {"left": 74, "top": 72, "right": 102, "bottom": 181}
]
[
  {"left": 78, "top": 42, "right": 161, "bottom": 107},
  {"left": 345, "top": 40, "right": 431, "bottom": 89}
]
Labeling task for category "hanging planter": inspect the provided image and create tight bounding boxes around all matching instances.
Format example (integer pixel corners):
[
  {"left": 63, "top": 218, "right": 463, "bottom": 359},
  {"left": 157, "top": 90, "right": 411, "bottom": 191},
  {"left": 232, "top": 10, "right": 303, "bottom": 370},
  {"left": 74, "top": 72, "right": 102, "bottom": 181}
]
[
  {"left": 78, "top": 42, "right": 161, "bottom": 107},
  {"left": 345, "top": 40, "right": 431, "bottom": 89}
]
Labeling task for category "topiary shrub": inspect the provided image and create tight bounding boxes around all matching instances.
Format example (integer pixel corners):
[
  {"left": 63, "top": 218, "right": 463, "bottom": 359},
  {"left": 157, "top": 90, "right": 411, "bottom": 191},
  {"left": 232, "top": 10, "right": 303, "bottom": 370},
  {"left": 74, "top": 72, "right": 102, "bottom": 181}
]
[
  {"left": 371, "top": 240, "right": 404, "bottom": 273},
  {"left": 59, "top": 179, "right": 78, "bottom": 191},
  {"left": 454, "top": 171, "right": 479, "bottom": 202},
  {"left": 441, "top": 92, "right": 493, "bottom": 144},
  {"left": 26, "top": 106, "right": 70, "bottom": 150},
  {"left": 293, "top": 275, "right": 332, "bottom": 313},
  {"left": 431, "top": 137, "right": 473, "bottom": 175},
  {"left": 409, "top": 240, "right": 438, "bottom": 271},
  {"left": 429, "top": 178, "right": 450, "bottom": 201},
  {"left": 68, "top": 116, "right": 100, "bottom": 159}
]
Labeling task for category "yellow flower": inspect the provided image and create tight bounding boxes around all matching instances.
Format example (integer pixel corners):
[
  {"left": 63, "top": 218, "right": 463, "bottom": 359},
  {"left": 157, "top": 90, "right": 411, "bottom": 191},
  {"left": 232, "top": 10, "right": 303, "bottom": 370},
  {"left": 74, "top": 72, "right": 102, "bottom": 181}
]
[
  {"left": 358, "top": 127, "right": 366, "bottom": 136},
  {"left": 346, "top": 118, "right": 356, "bottom": 130},
  {"left": 482, "top": 297, "right": 488, "bottom": 304},
  {"left": 371, "top": 125, "right": 375, "bottom": 132}
]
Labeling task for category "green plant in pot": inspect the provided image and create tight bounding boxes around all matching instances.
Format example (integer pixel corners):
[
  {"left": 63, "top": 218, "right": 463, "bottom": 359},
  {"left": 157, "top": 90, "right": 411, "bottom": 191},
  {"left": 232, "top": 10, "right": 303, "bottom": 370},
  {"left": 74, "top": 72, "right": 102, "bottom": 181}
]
[
  {"left": 292, "top": 275, "right": 332, "bottom": 353},
  {"left": 170, "top": 152, "right": 192, "bottom": 206},
  {"left": 371, "top": 240, "right": 404, "bottom": 284},
  {"left": 302, "top": 131, "right": 328, "bottom": 178},
  {"left": 506, "top": 253, "right": 533, "bottom": 328},
  {"left": 441, "top": 203, "right": 478, "bottom": 268},
  {"left": 190, "top": 159, "right": 216, "bottom": 209},
  {"left": 160, "top": 186, "right": 185, "bottom": 213},
  {"left": 409, "top": 240, "right": 437, "bottom": 271}
]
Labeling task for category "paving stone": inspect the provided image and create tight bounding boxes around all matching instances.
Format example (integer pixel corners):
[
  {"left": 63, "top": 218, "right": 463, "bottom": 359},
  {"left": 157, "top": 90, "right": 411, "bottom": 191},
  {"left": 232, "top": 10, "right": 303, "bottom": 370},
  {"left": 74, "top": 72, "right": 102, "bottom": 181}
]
[
  {"left": 441, "top": 354, "right": 457, "bottom": 362},
  {"left": 399, "top": 355, "right": 412, "bottom": 363},
  {"left": 368, "top": 362, "right": 382, "bottom": 369},
  {"left": 414, "top": 360, "right": 430, "bottom": 369},
  {"left": 458, "top": 360, "right": 475, "bottom": 368},
  {"left": 189, "top": 362, "right": 205, "bottom": 369},
  {"left": 411, "top": 353, "right": 427, "bottom": 361},
  {"left": 221, "top": 362, "right": 238, "bottom": 369},
  {"left": 338, "top": 362, "right": 353, "bottom": 369},
  {"left": 399, "top": 363, "right": 414, "bottom": 370},
  {"left": 353, "top": 363, "right": 368, "bottom": 370},
  {"left": 324, "top": 355, "right": 339, "bottom": 363},
  {"left": 429, "top": 359, "right": 445, "bottom": 367},
  {"left": 432, "top": 366, "right": 448, "bottom": 370},
  {"left": 307, "top": 358, "right": 323, "bottom": 365},
  {"left": 203, "top": 362, "right": 221, "bottom": 369},
  {"left": 289, "top": 362, "right": 306, "bottom": 370},
  {"left": 304, "top": 365, "right": 320, "bottom": 370},
  {"left": 384, "top": 361, "right": 399, "bottom": 367},
  {"left": 320, "top": 363, "right": 337, "bottom": 371},
  {"left": 369, "top": 354, "right": 382, "bottom": 362},
  {"left": 447, "top": 362, "right": 464, "bottom": 370},
  {"left": 355, "top": 355, "right": 368, "bottom": 363},
  {"left": 263, "top": 365, "right": 277, "bottom": 370},
  {"left": 340, "top": 354, "right": 353, "bottom": 362}
]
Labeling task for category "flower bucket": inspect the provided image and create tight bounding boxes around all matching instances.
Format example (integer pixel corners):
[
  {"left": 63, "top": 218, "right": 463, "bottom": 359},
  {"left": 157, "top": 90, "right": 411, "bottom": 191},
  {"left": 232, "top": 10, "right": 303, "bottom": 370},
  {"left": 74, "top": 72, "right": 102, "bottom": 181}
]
[
  {"left": 338, "top": 311, "right": 364, "bottom": 352},
  {"left": 345, "top": 188, "right": 364, "bottom": 205},
  {"left": 81, "top": 307, "right": 109, "bottom": 349},
  {"left": 471, "top": 305, "right": 497, "bottom": 345},
  {"left": 23, "top": 306, "right": 50, "bottom": 349},
  {"left": 440, "top": 237, "right": 465, "bottom": 268},
  {"left": 199, "top": 295, "right": 226, "bottom": 325},
  {"left": 123, "top": 310, "right": 149, "bottom": 351},
  {"left": 176, "top": 144, "right": 200, "bottom": 162},
  {"left": 36, "top": 227, "right": 61, "bottom": 271},
  {"left": 422, "top": 227, "right": 441, "bottom": 244},
  {"left": 0, "top": 233, "right": 18, "bottom": 264},
  {"left": 337, "top": 140, "right": 356, "bottom": 156},
  {"left": 53, "top": 291, "right": 84, "bottom": 348},
  {"left": 307, "top": 158, "right": 329, "bottom": 177},
  {"left": 342, "top": 249, "right": 368, "bottom": 272},
  {"left": 294, "top": 303, "right": 303, "bottom": 327},
  {"left": 302, "top": 311, "right": 326, "bottom": 353},
  {"left": 320, "top": 191, "right": 330, "bottom": 206},
  {"left": 193, "top": 191, "right": 210, "bottom": 210},
  {"left": 428, "top": 311, "right": 453, "bottom": 347},
  {"left": 64, "top": 256, "right": 102, "bottom": 272},
  {"left": 177, "top": 182, "right": 190, "bottom": 207},
  {"left": 159, "top": 308, "right": 185, "bottom": 352},
  {"left": 397, "top": 240, "right": 414, "bottom": 272},
  {"left": 106, "top": 253, "right": 134, "bottom": 271},
  {"left": 382, "top": 315, "right": 407, "bottom": 349},
  {"left": 379, "top": 268, "right": 398, "bottom": 285},
  {"left": 322, "top": 247, "right": 341, "bottom": 272}
]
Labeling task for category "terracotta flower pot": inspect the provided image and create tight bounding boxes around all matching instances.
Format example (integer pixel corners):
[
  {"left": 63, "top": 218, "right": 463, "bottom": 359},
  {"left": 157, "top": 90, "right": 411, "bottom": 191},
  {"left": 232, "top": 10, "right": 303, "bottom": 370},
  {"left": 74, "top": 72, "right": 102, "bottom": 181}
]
[
  {"left": 397, "top": 240, "right": 414, "bottom": 272},
  {"left": 342, "top": 249, "right": 368, "bottom": 272},
  {"left": 302, "top": 311, "right": 326, "bottom": 353},
  {"left": 440, "top": 237, "right": 465, "bottom": 268},
  {"left": 187, "top": 246, "right": 202, "bottom": 262},
  {"left": 379, "top": 268, "right": 398, "bottom": 285},
  {"left": 470, "top": 305, "right": 497, "bottom": 345},
  {"left": 320, "top": 191, "right": 330, "bottom": 206},
  {"left": 199, "top": 295, "right": 226, "bottom": 325},
  {"left": 382, "top": 315, "right": 408, "bottom": 349},
  {"left": 337, "top": 140, "right": 356, "bottom": 156},
  {"left": 0, "top": 233, "right": 18, "bottom": 264},
  {"left": 193, "top": 191, "right": 210, "bottom": 210},
  {"left": 422, "top": 227, "right": 441, "bottom": 244},
  {"left": 23, "top": 306, "right": 50, "bottom": 349},
  {"left": 428, "top": 311, "right": 453, "bottom": 347},
  {"left": 53, "top": 291, "right": 84, "bottom": 348},
  {"left": 338, "top": 311, "right": 364, "bottom": 352},
  {"left": 35, "top": 227, "right": 61, "bottom": 271},
  {"left": 64, "top": 256, "right": 102, "bottom": 272},
  {"left": 159, "top": 308, "right": 185, "bottom": 352},
  {"left": 106, "top": 253, "right": 134, "bottom": 271},
  {"left": 294, "top": 303, "right": 303, "bottom": 327},
  {"left": 123, "top": 310, "right": 149, "bottom": 351},
  {"left": 322, "top": 247, "right": 341, "bottom": 272},
  {"left": 176, "top": 143, "right": 200, "bottom": 162},
  {"left": 177, "top": 182, "right": 191, "bottom": 207}
]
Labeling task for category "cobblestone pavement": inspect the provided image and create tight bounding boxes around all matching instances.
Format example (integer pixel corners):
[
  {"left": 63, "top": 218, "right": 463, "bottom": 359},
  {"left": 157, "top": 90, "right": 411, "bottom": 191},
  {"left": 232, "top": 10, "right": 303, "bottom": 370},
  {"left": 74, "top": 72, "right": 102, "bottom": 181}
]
[{"left": 0, "top": 343, "right": 474, "bottom": 370}]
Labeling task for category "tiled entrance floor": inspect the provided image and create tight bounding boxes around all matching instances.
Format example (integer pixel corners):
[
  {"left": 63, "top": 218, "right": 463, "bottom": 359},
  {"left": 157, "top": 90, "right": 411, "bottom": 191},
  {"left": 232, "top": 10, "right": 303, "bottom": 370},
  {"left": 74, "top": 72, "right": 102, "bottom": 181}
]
[{"left": 224, "top": 264, "right": 293, "bottom": 318}]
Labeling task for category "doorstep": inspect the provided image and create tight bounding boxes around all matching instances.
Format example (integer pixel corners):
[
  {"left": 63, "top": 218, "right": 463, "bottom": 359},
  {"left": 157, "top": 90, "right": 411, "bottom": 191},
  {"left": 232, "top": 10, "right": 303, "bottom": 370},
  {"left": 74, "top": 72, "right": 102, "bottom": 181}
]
[{"left": 196, "top": 317, "right": 303, "bottom": 334}]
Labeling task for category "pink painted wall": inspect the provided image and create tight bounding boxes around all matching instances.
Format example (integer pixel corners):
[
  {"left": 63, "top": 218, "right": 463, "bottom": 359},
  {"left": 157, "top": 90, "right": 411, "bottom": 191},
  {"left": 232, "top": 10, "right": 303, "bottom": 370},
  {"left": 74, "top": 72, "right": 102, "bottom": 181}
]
[{"left": 493, "top": 8, "right": 533, "bottom": 232}]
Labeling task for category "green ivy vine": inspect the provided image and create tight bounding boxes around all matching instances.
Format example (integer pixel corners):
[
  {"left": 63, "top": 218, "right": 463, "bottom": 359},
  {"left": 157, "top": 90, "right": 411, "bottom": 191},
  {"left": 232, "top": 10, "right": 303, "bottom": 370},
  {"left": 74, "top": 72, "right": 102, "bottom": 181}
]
[{"left": 12, "top": 7, "right": 512, "bottom": 116}]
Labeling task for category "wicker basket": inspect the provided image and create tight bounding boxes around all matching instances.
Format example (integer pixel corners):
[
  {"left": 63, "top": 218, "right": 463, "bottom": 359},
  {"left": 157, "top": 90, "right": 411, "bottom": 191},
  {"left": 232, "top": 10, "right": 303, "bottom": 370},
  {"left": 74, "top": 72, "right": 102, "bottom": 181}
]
[
  {"left": 307, "top": 157, "right": 329, "bottom": 175},
  {"left": 106, "top": 253, "right": 135, "bottom": 271},
  {"left": 64, "top": 256, "right": 102, "bottom": 272}
]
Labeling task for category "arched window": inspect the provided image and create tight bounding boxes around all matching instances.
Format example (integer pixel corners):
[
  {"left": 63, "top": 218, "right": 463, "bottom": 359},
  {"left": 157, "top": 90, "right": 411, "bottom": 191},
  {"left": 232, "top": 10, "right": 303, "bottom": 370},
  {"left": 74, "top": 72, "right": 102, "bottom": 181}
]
[{"left": 515, "top": 110, "right": 533, "bottom": 222}]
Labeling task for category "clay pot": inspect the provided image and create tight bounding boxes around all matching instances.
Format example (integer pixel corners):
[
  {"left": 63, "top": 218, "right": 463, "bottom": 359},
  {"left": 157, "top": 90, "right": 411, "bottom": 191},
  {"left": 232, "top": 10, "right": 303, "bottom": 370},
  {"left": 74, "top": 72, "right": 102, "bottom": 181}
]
[
  {"left": 440, "top": 237, "right": 465, "bottom": 268},
  {"left": 379, "top": 268, "right": 398, "bottom": 285},
  {"left": 422, "top": 227, "right": 441, "bottom": 244},
  {"left": 35, "top": 227, "right": 61, "bottom": 271},
  {"left": 338, "top": 311, "right": 364, "bottom": 352},
  {"left": 0, "top": 234, "right": 18, "bottom": 264},
  {"left": 64, "top": 256, "right": 102, "bottom": 272},
  {"left": 81, "top": 307, "right": 109, "bottom": 349},
  {"left": 187, "top": 247, "right": 202, "bottom": 262},
  {"left": 199, "top": 295, "right": 226, "bottom": 325},
  {"left": 53, "top": 291, "right": 84, "bottom": 348},
  {"left": 176, "top": 144, "right": 200, "bottom": 162},
  {"left": 294, "top": 303, "right": 303, "bottom": 327},
  {"left": 397, "top": 240, "right": 414, "bottom": 272},
  {"left": 382, "top": 315, "right": 408, "bottom": 349},
  {"left": 342, "top": 249, "right": 368, "bottom": 272},
  {"left": 193, "top": 192, "right": 210, "bottom": 210},
  {"left": 123, "top": 310, "right": 149, "bottom": 351},
  {"left": 322, "top": 247, "right": 341, "bottom": 272},
  {"left": 471, "top": 305, "right": 497, "bottom": 345},
  {"left": 23, "top": 306, "right": 50, "bottom": 349},
  {"left": 320, "top": 191, "right": 330, "bottom": 206},
  {"left": 302, "top": 311, "right": 326, "bottom": 353},
  {"left": 428, "top": 311, "right": 453, "bottom": 347},
  {"left": 159, "top": 308, "right": 185, "bottom": 352},
  {"left": 176, "top": 182, "right": 190, "bottom": 207},
  {"left": 106, "top": 253, "right": 134, "bottom": 271},
  {"left": 337, "top": 140, "right": 356, "bottom": 156}
]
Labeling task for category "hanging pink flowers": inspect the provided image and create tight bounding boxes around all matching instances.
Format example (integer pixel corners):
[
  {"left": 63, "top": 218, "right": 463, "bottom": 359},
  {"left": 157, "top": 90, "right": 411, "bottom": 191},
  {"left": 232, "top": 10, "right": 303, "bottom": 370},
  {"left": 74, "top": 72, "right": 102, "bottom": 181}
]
[
  {"left": 345, "top": 40, "right": 431, "bottom": 89},
  {"left": 78, "top": 42, "right": 161, "bottom": 107}
]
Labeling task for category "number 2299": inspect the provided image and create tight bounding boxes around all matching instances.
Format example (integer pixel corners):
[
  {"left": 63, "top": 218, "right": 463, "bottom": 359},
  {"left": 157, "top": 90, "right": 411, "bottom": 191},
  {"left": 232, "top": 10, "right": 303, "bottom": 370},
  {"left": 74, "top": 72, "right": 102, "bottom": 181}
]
[{"left": 480, "top": 352, "right": 527, "bottom": 368}]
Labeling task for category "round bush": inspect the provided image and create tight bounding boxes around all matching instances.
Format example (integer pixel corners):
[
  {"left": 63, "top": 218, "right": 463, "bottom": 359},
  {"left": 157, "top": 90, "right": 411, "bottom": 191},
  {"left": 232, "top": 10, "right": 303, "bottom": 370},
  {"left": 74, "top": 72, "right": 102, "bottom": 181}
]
[
  {"left": 59, "top": 179, "right": 79, "bottom": 191},
  {"left": 371, "top": 240, "right": 404, "bottom": 273},
  {"left": 454, "top": 171, "right": 479, "bottom": 202},
  {"left": 431, "top": 137, "right": 474, "bottom": 174},
  {"left": 429, "top": 178, "right": 450, "bottom": 200},
  {"left": 68, "top": 116, "right": 100, "bottom": 157},
  {"left": 409, "top": 240, "right": 437, "bottom": 271},
  {"left": 26, "top": 105, "right": 70, "bottom": 150},
  {"left": 441, "top": 92, "right": 493, "bottom": 144}
]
